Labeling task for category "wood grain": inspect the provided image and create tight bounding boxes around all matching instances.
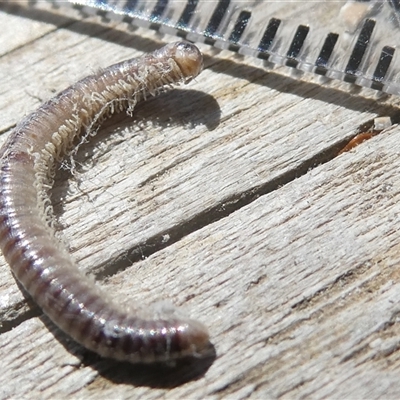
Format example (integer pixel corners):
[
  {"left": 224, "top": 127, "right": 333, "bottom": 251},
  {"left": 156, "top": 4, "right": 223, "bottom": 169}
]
[{"left": 1, "top": 2, "right": 400, "bottom": 398}]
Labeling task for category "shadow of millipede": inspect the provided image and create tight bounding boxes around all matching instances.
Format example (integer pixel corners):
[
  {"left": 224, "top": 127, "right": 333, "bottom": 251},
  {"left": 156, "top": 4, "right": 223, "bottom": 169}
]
[{"left": 40, "top": 312, "right": 216, "bottom": 388}]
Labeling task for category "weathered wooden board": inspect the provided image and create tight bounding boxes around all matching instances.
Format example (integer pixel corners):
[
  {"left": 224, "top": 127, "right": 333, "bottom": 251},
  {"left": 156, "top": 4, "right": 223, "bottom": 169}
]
[{"left": 1, "top": 2, "right": 400, "bottom": 399}]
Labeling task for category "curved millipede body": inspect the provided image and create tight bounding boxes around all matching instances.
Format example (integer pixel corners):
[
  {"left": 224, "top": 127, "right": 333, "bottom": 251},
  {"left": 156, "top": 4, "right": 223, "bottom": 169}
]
[{"left": 0, "top": 42, "right": 210, "bottom": 363}]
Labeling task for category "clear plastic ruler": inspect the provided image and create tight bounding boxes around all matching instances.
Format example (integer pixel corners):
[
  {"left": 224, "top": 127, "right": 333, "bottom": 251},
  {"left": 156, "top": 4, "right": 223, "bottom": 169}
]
[{"left": 55, "top": 0, "right": 400, "bottom": 95}]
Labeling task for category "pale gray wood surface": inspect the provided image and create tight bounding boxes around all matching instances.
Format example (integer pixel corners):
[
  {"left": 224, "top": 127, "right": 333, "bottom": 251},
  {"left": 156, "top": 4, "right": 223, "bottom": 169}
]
[{"left": 1, "top": 2, "right": 400, "bottom": 399}]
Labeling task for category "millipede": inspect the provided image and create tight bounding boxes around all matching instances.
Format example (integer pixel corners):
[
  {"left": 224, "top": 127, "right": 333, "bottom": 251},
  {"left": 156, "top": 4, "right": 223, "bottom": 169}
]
[{"left": 0, "top": 41, "right": 211, "bottom": 364}]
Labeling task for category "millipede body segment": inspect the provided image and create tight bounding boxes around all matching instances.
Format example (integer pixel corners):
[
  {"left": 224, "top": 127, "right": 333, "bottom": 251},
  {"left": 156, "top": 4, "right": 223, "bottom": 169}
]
[{"left": 0, "top": 42, "right": 210, "bottom": 363}]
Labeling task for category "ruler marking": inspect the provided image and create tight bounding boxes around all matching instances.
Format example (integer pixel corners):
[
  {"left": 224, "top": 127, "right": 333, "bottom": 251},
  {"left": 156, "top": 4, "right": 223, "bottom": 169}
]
[
  {"left": 315, "top": 32, "right": 339, "bottom": 75},
  {"left": 122, "top": 15, "right": 134, "bottom": 23},
  {"left": 150, "top": 0, "right": 168, "bottom": 22},
  {"left": 257, "top": 18, "right": 281, "bottom": 60},
  {"left": 56, "top": 1, "right": 400, "bottom": 94},
  {"left": 122, "top": 0, "right": 138, "bottom": 14},
  {"left": 345, "top": 18, "right": 376, "bottom": 82},
  {"left": 93, "top": 0, "right": 108, "bottom": 9},
  {"left": 286, "top": 25, "right": 309, "bottom": 68},
  {"left": 177, "top": 0, "right": 199, "bottom": 30},
  {"left": 204, "top": 0, "right": 230, "bottom": 41},
  {"left": 93, "top": 0, "right": 108, "bottom": 18},
  {"left": 371, "top": 45, "right": 395, "bottom": 90},
  {"left": 389, "top": 0, "right": 400, "bottom": 11},
  {"left": 228, "top": 10, "right": 251, "bottom": 51}
]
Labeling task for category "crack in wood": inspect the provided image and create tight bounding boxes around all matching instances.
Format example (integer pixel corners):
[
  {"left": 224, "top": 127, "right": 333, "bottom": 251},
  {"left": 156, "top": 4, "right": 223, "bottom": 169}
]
[
  {"left": 291, "top": 262, "right": 373, "bottom": 311},
  {"left": 209, "top": 260, "right": 397, "bottom": 396},
  {"left": 0, "top": 302, "right": 40, "bottom": 334},
  {"left": 89, "top": 136, "right": 358, "bottom": 280}
]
